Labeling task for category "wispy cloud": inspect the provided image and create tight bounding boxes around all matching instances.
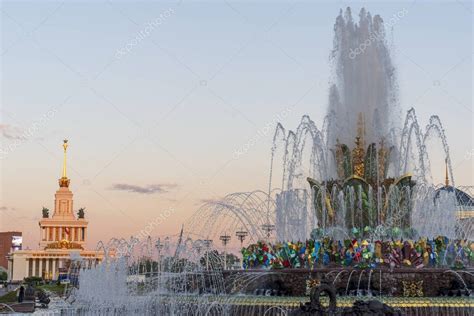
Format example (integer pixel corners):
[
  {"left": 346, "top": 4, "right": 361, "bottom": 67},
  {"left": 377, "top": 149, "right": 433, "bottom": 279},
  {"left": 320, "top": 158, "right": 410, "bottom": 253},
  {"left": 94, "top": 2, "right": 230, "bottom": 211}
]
[
  {"left": 1, "top": 108, "right": 58, "bottom": 160},
  {"left": 0, "top": 124, "right": 27, "bottom": 140},
  {"left": 0, "top": 206, "right": 34, "bottom": 221},
  {"left": 109, "top": 183, "right": 178, "bottom": 194},
  {"left": 0, "top": 206, "right": 16, "bottom": 211},
  {"left": 196, "top": 198, "right": 222, "bottom": 205}
]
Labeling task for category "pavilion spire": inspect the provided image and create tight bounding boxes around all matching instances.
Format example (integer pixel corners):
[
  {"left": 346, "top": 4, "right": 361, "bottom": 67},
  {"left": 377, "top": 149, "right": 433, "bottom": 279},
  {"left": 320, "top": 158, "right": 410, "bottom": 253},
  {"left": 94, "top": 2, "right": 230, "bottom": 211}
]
[{"left": 59, "top": 140, "right": 70, "bottom": 188}]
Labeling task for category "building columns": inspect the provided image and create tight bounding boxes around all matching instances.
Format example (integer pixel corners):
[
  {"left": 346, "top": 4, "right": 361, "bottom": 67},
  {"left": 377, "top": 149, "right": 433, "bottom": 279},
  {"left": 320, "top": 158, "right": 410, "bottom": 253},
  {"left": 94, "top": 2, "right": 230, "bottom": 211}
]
[
  {"left": 8, "top": 257, "right": 14, "bottom": 282},
  {"left": 52, "top": 258, "right": 57, "bottom": 280},
  {"left": 39, "top": 258, "right": 43, "bottom": 278},
  {"left": 25, "top": 258, "right": 30, "bottom": 277},
  {"left": 46, "top": 258, "right": 50, "bottom": 279}
]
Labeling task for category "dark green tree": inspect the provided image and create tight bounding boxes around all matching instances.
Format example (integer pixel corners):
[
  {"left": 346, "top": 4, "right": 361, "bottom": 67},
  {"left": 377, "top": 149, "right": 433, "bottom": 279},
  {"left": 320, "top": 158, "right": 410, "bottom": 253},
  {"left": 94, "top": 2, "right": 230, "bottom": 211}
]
[{"left": 42, "top": 207, "right": 49, "bottom": 218}]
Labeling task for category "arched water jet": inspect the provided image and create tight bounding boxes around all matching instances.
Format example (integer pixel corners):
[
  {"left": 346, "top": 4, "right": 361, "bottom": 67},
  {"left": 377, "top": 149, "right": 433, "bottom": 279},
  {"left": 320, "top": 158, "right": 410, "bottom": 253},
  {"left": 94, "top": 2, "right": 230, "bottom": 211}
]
[
  {"left": 187, "top": 191, "right": 277, "bottom": 245},
  {"left": 345, "top": 270, "right": 356, "bottom": 295},
  {"left": 356, "top": 270, "right": 366, "bottom": 296},
  {"left": 443, "top": 270, "right": 471, "bottom": 295}
]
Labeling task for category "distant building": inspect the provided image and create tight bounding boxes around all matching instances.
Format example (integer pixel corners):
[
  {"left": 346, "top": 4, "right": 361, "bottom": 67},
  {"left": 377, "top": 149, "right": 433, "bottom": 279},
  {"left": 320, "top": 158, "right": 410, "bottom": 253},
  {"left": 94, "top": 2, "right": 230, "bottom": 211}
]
[
  {"left": 434, "top": 161, "right": 474, "bottom": 239},
  {"left": 7, "top": 140, "right": 106, "bottom": 282},
  {"left": 0, "top": 231, "right": 22, "bottom": 271}
]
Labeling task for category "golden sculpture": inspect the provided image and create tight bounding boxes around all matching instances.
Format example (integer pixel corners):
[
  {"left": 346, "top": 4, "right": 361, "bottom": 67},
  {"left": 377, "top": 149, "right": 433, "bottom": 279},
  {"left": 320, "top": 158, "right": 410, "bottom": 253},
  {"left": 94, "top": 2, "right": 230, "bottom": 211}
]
[
  {"left": 59, "top": 139, "right": 70, "bottom": 188},
  {"left": 305, "top": 278, "right": 321, "bottom": 295},
  {"left": 325, "top": 196, "right": 335, "bottom": 223},
  {"left": 402, "top": 280, "right": 424, "bottom": 297},
  {"left": 45, "top": 239, "right": 83, "bottom": 250},
  {"left": 308, "top": 112, "right": 415, "bottom": 230},
  {"left": 352, "top": 136, "right": 365, "bottom": 177},
  {"left": 351, "top": 113, "right": 366, "bottom": 177}
]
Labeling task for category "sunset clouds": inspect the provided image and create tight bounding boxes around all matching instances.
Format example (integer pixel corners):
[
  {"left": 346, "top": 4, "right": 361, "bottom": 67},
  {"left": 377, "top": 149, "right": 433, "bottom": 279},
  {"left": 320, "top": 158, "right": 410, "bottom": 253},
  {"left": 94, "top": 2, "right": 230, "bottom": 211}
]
[{"left": 109, "top": 183, "right": 178, "bottom": 195}]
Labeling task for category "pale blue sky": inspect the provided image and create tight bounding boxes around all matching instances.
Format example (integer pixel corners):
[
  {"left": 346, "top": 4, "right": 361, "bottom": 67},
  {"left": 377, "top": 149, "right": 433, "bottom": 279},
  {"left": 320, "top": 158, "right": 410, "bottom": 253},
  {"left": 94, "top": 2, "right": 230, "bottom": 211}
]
[{"left": 1, "top": 0, "right": 472, "bottom": 247}]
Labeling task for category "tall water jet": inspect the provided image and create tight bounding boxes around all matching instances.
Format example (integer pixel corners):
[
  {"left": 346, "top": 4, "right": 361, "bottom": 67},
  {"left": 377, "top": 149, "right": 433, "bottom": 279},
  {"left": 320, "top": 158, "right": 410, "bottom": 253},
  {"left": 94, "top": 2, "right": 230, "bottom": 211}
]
[{"left": 327, "top": 8, "right": 400, "bottom": 157}]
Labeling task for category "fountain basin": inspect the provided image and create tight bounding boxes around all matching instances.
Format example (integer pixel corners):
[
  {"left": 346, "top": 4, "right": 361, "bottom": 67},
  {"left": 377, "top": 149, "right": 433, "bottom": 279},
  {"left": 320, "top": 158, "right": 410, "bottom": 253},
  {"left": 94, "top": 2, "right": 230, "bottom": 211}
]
[{"left": 223, "top": 268, "right": 474, "bottom": 297}]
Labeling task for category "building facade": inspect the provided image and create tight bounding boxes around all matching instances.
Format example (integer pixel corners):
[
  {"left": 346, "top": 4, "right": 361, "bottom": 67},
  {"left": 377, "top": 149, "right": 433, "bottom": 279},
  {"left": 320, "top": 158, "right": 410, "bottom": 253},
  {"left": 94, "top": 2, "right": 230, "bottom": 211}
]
[
  {"left": 0, "top": 231, "right": 22, "bottom": 272},
  {"left": 7, "top": 140, "right": 105, "bottom": 282}
]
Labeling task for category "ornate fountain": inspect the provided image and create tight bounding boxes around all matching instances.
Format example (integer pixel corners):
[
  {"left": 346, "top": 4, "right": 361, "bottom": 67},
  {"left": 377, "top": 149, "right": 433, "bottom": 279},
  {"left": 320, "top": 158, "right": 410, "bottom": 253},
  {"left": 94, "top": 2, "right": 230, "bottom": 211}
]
[{"left": 307, "top": 113, "right": 415, "bottom": 233}]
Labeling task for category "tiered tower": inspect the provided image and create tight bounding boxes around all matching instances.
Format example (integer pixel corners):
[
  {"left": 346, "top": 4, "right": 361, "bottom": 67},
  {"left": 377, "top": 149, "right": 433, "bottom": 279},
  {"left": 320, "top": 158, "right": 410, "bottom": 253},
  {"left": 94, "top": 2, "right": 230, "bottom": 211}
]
[
  {"left": 8, "top": 140, "right": 106, "bottom": 282},
  {"left": 38, "top": 140, "right": 88, "bottom": 249}
]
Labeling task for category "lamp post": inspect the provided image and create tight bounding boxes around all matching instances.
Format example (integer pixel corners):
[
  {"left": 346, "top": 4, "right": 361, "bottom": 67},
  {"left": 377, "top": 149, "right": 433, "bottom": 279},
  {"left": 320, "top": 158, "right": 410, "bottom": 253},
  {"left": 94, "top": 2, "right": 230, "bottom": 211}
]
[
  {"left": 219, "top": 233, "right": 231, "bottom": 270},
  {"left": 235, "top": 229, "right": 248, "bottom": 248},
  {"left": 261, "top": 223, "right": 275, "bottom": 239},
  {"left": 203, "top": 239, "right": 213, "bottom": 271},
  {"left": 235, "top": 229, "right": 248, "bottom": 269}
]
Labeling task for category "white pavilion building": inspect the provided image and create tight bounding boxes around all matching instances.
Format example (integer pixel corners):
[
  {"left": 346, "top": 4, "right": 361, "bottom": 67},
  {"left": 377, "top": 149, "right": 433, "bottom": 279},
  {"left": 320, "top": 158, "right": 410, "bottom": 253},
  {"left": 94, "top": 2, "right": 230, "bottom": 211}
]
[{"left": 7, "top": 140, "right": 106, "bottom": 281}]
